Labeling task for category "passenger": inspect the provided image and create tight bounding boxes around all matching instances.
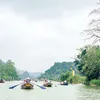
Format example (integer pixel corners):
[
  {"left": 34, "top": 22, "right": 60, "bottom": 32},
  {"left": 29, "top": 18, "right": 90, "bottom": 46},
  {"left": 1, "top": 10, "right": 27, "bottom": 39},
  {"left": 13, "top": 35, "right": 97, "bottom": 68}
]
[
  {"left": 44, "top": 80, "right": 48, "bottom": 84},
  {"left": 25, "top": 77, "right": 31, "bottom": 83}
]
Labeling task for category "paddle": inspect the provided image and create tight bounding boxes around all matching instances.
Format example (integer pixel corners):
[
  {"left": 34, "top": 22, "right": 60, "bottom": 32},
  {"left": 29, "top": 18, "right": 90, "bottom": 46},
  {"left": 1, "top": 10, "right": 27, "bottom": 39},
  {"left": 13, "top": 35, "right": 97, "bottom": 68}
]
[
  {"left": 9, "top": 83, "right": 23, "bottom": 89},
  {"left": 31, "top": 82, "right": 46, "bottom": 89}
]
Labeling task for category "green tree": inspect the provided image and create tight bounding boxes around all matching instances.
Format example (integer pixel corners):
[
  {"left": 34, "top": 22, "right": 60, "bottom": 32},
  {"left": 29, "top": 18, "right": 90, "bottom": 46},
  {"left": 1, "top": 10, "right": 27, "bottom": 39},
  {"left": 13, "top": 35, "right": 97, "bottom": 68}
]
[
  {"left": 74, "top": 45, "right": 100, "bottom": 81},
  {"left": 0, "top": 59, "right": 5, "bottom": 79},
  {"left": 4, "top": 60, "right": 18, "bottom": 80},
  {"left": 60, "top": 71, "right": 70, "bottom": 81}
]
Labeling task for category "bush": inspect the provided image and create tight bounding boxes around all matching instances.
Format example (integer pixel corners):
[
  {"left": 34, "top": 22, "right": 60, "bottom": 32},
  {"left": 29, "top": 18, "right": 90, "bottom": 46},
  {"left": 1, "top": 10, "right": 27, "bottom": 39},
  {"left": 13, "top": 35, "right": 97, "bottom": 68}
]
[
  {"left": 78, "top": 76, "right": 86, "bottom": 83},
  {"left": 84, "top": 80, "right": 90, "bottom": 85},
  {"left": 67, "top": 75, "right": 79, "bottom": 84},
  {"left": 90, "top": 79, "right": 100, "bottom": 86}
]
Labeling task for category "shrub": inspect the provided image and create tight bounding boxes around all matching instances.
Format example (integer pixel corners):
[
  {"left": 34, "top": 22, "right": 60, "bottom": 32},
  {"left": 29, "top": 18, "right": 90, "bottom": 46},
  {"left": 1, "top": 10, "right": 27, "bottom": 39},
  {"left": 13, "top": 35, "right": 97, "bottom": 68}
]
[
  {"left": 67, "top": 75, "right": 79, "bottom": 84},
  {"left": 90, "top": 79, "right": 100, "bottom": 86}
]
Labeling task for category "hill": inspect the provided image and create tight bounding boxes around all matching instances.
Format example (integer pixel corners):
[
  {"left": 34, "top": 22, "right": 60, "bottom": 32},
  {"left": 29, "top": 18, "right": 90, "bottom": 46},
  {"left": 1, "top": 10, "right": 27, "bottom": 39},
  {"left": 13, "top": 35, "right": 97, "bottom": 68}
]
[
  {"left": 29, "top": 72, "right": 41, "bottom": 78},
  {"left": 17, "top": 69, "right": 41, "bottom": 79},
  {"left": 19, "top": 71, "right": 32, "bottom": 79},
  {"left": 39, "top": 62, "right": 75, "bottom": 80}
]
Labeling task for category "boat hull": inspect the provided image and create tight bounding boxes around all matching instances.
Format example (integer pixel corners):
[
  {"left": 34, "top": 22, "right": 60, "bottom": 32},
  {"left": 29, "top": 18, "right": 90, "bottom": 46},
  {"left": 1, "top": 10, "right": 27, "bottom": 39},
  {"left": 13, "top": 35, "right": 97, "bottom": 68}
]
[
  {"left": 0, "top": 80, "right": 5, "bottom": 83},
  {"left": 21, "top": 83, "right": 34, "bottom": 89},
  {"left": 43, "top": 82, "right": 52, "bottom": 87},
  {"left": 60, "top": 82, "right": 68, "bottom": 85}
]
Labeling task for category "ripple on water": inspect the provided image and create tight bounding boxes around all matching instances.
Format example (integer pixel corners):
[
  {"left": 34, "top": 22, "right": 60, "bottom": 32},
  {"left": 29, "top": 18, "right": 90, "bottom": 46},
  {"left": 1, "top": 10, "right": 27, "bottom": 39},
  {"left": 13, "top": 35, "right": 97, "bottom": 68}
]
[
  {"left": 0, "top": 82, "right": 100, "bottom": 100},
  {"left": 77, "top": 85, "right": 100, "bottom": 100}
]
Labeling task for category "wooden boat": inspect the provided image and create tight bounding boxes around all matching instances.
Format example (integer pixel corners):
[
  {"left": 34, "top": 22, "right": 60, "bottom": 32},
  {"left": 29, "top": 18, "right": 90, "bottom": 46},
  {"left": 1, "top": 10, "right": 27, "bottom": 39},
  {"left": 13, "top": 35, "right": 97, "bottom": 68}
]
[
  {"left": 0, "top": 79, "right": 5, "bottom": 83},
  {"left": 43, "top": 82, "right": 52, "bottom": 87},
  {"left": 21, "top": 83, "right": 34, "bottom": 89},
  {"left": 60, "top": 82, "right": 68, "bottom": 85}
]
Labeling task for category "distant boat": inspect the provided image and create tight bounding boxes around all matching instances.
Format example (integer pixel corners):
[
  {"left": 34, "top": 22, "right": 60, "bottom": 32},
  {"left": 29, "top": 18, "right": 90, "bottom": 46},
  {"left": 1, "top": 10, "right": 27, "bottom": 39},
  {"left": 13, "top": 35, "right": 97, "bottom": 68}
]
[
  {"left": 0, "top": 79, "right": 5, "bottom": 83},
  {"left": 43, "top": 80, "right": 52, "bottom": 87},
  {"left": 60, "top": 81, "right": 68, "bottom": 85}
]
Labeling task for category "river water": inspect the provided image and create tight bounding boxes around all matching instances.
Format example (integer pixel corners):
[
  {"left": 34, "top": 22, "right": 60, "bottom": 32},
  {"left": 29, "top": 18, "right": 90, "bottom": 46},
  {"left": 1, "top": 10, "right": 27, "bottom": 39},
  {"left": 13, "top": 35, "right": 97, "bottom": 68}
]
[{"left": 0, "top": 81, "right": 100, "bottom": 100}]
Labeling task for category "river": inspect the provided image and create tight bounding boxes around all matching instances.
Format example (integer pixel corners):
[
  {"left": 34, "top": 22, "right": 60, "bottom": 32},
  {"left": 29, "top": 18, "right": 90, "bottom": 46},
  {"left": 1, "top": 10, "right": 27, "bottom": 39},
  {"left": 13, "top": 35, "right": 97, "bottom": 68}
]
[{"left": 0, "top": 81, "right": 100, "bottom": 100}]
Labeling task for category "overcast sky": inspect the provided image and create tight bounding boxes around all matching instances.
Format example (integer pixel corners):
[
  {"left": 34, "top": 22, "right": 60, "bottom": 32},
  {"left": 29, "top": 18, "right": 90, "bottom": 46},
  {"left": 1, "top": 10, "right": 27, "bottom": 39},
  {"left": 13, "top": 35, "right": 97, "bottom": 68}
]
[{"left": 0, "top": 0, "right": 98, "bottom": 72}]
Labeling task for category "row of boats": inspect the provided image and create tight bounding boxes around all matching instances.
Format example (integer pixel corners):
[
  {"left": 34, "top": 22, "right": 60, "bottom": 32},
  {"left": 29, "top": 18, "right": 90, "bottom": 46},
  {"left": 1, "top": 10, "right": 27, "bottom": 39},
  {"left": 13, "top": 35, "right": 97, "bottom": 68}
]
[
  {"left": 21, "top": 79, "right": 53, "bottom": 89},
  {"left": 0, "top": 78, "right": 68, "bottom": 89}
]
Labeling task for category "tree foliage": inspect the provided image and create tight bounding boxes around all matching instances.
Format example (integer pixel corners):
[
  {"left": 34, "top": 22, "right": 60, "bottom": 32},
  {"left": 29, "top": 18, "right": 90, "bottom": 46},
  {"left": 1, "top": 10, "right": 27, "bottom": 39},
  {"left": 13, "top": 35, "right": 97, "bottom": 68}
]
[
  {"left": 0, "top": 59, "right": 19, "bottom": 80},
  {"left": 60, "top": 71, "right": 70, "bottom": 81},
  {"left": 74, "top": 45, "right": 100, "bottom": 81}
]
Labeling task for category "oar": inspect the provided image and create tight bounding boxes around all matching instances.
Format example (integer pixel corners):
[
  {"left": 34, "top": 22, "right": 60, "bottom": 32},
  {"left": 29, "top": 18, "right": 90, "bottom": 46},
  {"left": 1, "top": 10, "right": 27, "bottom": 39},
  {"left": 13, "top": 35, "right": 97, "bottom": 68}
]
[
  {"left": 31, "top": 82, "right": 46, "bottom": 89},
  {"left": 9, "top": 83, "right": 23, "bottom": 89}
]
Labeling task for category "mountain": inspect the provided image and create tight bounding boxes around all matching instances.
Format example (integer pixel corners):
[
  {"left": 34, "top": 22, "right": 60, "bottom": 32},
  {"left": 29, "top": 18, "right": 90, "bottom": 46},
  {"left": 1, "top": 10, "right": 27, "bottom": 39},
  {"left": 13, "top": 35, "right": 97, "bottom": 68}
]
[
  {"left": 19, "top": 71, "right": 31, "bottom": 79},
  {"left": 16, "top": 69, "right": 25, "bottom": 75},
  {"left": 29, "top": 72, "right": 41, "bottom": 78},
  {"left": 16, "top": 69, "right": 41, "bottom": 79},
  {"left": 39, "top": 62, "right": 75, "bottom": 80}
]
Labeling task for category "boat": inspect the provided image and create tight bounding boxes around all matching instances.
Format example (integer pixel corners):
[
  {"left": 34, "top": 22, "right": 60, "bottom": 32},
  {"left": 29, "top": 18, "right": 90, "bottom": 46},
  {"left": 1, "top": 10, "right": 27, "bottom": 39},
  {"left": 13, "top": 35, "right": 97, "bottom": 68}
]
[
  {"left": 60, "top": 81, "right": 68, "bottom": 85},
  {"left": 43, "top": 80, "right": 52, "bottom": 87},
  {"left": 21, "top": 83, "right": 34, "bottom": 89},
  {"left": 0, "top": 79, "right": 5, "bottom": 83},
  {"left": 43, "top": 82, "right": 52, "bottom": 87},
  {"left": 21, "top": 77, "right": 33, "bottom": 89}
]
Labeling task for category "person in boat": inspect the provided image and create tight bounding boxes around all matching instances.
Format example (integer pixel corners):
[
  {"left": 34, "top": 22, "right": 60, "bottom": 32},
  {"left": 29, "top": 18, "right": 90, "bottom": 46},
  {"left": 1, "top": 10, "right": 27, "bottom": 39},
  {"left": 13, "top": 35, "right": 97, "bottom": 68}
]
[
  {"left": 44, "top": 80, "right": 50, "bottom": 85},
  {"left": 44, "top": 80, "right": 52, "bottom": 84},
  {"left": 24, "top": 77, "right": 31, "bottom": 84},
  {"left": 44, "top": 80, "right": 48, "bottom": 84}
]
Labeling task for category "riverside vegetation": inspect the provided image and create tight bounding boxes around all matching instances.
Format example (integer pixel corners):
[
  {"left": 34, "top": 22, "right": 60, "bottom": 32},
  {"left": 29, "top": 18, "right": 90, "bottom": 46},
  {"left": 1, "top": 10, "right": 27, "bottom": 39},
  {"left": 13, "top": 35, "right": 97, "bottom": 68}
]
[
  {"left": 39, "top": 46, "right": 100, "bottom": 86},
  {"left": 0, "top": 59, "right": 19, "bottom": 80}
]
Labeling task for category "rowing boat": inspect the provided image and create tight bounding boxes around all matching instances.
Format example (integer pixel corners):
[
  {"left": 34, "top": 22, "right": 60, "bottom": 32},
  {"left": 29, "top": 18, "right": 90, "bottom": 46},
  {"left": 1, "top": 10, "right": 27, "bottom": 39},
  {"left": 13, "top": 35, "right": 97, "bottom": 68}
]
[
  {"left": 43, "top": 82, "right": 52, "bottom": 87},
  {"left": 21, "top": 83, "right": 34, "bottom": 89}
]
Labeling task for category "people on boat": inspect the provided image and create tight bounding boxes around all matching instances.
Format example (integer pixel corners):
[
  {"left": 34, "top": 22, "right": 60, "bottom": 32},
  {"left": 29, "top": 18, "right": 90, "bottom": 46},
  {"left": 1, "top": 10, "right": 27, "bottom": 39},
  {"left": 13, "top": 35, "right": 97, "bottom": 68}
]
[
  {"left": 44, "top": 80, "right": 48, "bottom": 84},
  {"left": 24, "top": 77, "right": 31, "bottom": 84},
  {"left": 21, "top": 78, "right": 33, "bottom": 89},
  {"left": 43, "top": 80, "right": 52, "bottom": 87},
  {"left": 44, "top": 80, "right": 50, "bottom": 85}
]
